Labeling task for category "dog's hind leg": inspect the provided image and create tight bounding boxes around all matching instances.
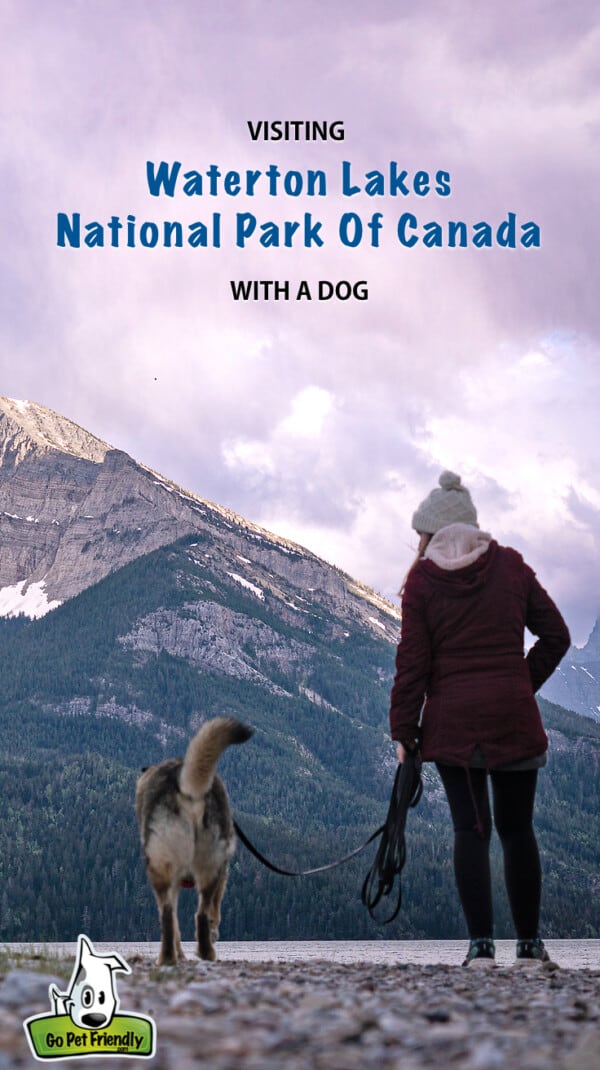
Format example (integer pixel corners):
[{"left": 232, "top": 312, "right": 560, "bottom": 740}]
[
  {"left": 150, "top": 877, "right": 183, "bottom": 966},
  {"left": 196, "top": 909, "right": 215, "bottom": 961},
  {"left": 196, "top": 865, "right": 228, "bottom": 961},
  {"left": 207, "top": 864, "right": 229, "bottom": 943},
  {"left": 173, "top": 887, "right": 185, "bottom": 962}
]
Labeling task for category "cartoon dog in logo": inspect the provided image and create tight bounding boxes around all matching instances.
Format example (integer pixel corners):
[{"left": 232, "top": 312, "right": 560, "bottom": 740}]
[{"left": 49, "top": 935, "right": 130, "bottom": 1029}]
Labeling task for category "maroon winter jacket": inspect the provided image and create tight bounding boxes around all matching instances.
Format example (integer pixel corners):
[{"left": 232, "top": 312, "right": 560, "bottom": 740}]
[{"left": 389, "top": 528, "right": 570, "bottom": 767}]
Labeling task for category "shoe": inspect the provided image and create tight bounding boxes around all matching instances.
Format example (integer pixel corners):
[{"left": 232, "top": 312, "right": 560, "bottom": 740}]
[
  {"left": 514, "top": 938, "right": 557, "bottom": 968},
  {"left": 462, "top": 937, "right": 496, "bottom": 968}
]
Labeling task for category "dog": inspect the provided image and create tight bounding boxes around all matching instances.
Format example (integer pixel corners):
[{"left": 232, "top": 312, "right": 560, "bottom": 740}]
[
  {"left": 135, "top": 717, "right": 253, "bottom": 965},
  {"left": 49, "top": 934, "right": 130, "bottom": 1028}
]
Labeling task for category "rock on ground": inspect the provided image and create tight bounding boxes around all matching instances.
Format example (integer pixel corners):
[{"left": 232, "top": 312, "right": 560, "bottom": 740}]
[{"left": 1, "top": 956, "right": 599, "bottom": 1069}]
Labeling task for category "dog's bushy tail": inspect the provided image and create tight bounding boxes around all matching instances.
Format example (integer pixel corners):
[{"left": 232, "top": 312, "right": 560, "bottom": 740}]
[{"left": 179, "top": 717, "right": 253, "bottom": 799}]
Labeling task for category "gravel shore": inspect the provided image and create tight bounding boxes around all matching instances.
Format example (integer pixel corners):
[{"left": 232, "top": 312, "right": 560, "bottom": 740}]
[{"left": 2, "top": 953, "right": 599, "bottom": 1069}]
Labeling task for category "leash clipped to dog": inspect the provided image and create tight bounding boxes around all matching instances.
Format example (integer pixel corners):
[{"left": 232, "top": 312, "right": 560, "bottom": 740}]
[
  {"left": 361, "top": 750, "right": 423, "bottom": 923},
  {"left": 233, "top": 750, "right": 423, "bottom": 920}
]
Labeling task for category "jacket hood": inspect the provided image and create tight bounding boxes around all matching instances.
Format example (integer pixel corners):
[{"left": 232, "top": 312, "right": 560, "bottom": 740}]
[
  {"left": 420, "top": 523, "right": 496, "bottom": 595},
  {"left": 425, "top": 523, "right": 492, "bottom": 570}
]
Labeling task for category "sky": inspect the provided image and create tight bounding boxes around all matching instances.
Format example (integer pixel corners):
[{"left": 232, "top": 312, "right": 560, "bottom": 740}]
[{"left": 1, "top": 0, "right": 599, "bottom": 644}]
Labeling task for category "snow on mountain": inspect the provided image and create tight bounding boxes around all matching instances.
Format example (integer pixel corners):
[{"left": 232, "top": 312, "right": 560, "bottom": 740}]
[{"left": 0, "top": 577, "right": 62, "bottom": 618}]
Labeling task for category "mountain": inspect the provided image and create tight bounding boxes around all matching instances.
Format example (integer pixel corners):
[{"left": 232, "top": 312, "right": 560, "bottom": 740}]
[
  {"left": 0, "top": 398, "right": 598, "bottom": 942},
  {"left": 1, "top": 534, "right": 400, "bottom": 776},
  {"left": 0, "top": 396, "right": 397, "bottom": 638},
  {"left": 541, "top": 618, "right": 600, "bottom": 723}
]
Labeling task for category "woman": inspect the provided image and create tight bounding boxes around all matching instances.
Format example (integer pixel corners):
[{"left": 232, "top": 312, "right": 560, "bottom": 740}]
[{"left": 389, "top": 471, "right": 570, "bottom": 966}]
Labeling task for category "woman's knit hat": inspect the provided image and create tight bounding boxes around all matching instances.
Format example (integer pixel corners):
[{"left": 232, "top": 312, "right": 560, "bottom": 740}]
[{"left": 412, "top": 470, "right": 478, "bottom": 534}]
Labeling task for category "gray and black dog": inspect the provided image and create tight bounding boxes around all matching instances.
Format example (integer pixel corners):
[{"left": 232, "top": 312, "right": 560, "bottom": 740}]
[{"left": 135, "top": 717, "right": 253, "bottom": 965}]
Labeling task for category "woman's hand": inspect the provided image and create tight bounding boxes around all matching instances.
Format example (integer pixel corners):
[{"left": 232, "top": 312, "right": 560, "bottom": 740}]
[{"left": 396, "top": 742, "right": 407, "bottom": 763}]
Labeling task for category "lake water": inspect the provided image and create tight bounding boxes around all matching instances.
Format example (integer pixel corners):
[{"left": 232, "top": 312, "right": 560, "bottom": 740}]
[{"left": 9, "top": 940, "right": 600, "bottom": 970}]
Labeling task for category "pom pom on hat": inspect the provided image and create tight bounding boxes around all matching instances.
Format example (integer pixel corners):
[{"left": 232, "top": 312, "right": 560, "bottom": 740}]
[
  {"left": 438, "top": 470, "right": 462, "bottom": 491},
  {"left": 412, "top": 470, "right": 478, "bottom": 534}
]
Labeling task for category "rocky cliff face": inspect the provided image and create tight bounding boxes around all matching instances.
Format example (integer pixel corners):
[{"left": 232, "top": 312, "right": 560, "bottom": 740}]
[
  {"left": 0, "top": 397, "right": 399, "bottom": 637},
  {"left": 541, "top": 617, "right": 600, "bottom": 722}
]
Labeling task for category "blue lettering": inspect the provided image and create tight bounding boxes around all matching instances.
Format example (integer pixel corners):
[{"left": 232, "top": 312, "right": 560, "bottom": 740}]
[
  {"left": 146, "top": 160, "right": 182, "bottom": 197},
  {"left": 397, "top": 213, "right": 418, "bottom": 247},
  {"left": 57, "top": 212, "right": 80, "bottom": 247}
]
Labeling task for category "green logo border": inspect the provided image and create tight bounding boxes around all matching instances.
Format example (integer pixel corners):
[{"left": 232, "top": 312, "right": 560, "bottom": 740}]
[{"left": 24, "top": 1012, "right": 156, "bottom": 1061}]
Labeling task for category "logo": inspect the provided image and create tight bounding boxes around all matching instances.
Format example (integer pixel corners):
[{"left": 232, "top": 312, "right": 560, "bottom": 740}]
[{"left": 23, "top": 935, "right": 156, "bottom": 1061}]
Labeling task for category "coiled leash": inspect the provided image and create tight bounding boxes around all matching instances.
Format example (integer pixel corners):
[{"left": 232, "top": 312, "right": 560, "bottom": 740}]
[
  {"left": 232, "top": 751, "right": 423, "bottom": 918},
  {"left": 361, "top": 750, "right": 423, "bottom": 923}
]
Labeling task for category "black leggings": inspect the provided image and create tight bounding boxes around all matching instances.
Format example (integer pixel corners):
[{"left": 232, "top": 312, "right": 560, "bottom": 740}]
[{"left": 436, "top": 764, "right": 541, "bottom": 940}]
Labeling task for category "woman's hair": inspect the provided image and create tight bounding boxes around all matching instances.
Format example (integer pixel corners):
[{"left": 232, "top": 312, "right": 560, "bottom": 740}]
[{"left": 399, "top": 532, "right": 433, "bottom": 596}]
